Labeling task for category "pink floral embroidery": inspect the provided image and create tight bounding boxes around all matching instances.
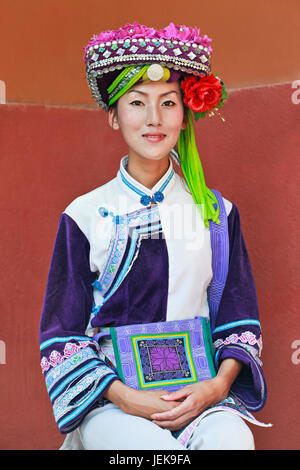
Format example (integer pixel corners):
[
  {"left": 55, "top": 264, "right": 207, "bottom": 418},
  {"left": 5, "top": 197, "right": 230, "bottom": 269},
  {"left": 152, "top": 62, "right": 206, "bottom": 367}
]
[
  {"left": 40, "top": 356, "right": 50, "bottom": 373},
  {"left": 40, "top": 341, "right": 94, "bottom": 373},
  {"left": 63, "top": 342, "right": 80, "bottom": 357},
  {"left": 214, "top": 331, "right": 262, "bottom": 353},
  {"left": 240, "top": 332, "right": 257, "bottom": 345},
  {"left": 150, "top": 346, "right": 180, "bottom": 371},
  {"left": 49, "top": 350, "right": 64, "bottom": 367}
]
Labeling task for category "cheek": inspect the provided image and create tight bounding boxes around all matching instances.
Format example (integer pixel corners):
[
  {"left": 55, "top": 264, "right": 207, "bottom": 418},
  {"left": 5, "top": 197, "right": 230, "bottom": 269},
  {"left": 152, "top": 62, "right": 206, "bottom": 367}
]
[
  {"left": 166, "top": 108, "right": 185, "bottom": 134},
  {"left": 117, "top": 107, "right": 143, "bottom": 132}
]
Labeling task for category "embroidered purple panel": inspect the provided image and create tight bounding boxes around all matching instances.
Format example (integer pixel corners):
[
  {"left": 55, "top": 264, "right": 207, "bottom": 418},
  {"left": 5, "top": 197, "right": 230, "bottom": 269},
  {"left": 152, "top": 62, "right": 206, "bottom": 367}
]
[
  {"left": 138, "top": 337, "right": 191, "bottom": 383},
  {"left": 110, "top": 317, "right": 216, "bottom": 392}
]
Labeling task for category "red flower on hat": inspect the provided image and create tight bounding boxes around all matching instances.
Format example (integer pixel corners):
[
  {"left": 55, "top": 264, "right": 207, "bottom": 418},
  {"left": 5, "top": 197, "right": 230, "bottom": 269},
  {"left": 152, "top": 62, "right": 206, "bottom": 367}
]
[{"left": 181, "top": 74, "right": 223, "bottom": 115}]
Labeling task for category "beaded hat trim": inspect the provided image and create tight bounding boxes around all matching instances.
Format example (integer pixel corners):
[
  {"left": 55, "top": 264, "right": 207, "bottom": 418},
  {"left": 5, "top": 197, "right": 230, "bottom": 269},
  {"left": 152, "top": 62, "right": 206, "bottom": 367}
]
[{"left": 84, "top": 23, "right": 212, "bottom": 111}]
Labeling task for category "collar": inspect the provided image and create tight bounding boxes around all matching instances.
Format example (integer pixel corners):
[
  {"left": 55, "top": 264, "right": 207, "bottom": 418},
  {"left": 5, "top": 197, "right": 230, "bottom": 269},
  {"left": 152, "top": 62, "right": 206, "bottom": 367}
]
[{"left": 117, "top": 155, "right": 176, "bottom": 206}]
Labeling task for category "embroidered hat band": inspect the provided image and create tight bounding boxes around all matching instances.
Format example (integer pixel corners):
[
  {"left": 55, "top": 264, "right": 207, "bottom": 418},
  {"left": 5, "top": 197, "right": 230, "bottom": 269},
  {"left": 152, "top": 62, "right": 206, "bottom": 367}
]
[{"left": 84, "top": 22, "right": 216, "bottom": 112}]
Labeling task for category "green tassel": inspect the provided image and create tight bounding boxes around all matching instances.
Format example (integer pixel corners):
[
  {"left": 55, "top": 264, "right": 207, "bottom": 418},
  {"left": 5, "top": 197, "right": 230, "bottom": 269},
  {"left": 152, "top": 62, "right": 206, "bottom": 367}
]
[{"left": 178, "top": 109, "right": 220, "bottom": 228}]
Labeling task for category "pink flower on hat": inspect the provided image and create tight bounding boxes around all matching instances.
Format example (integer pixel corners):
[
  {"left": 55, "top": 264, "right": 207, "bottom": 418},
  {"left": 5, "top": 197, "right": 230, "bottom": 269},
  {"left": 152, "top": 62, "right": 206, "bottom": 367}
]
[
  {"left": 83, "top": 30, "right": 116, "bottom": 60},
  {"left": 197, "top": 34, "right": 213, "bottom": 53},
  {"left": 115, "top": 22, "right": 156, "bottom": 40},
  {"left": 157, "top": 22, "right": 200, "bottom": 42},
  {"left": 93, "top": 30, "right": 116, "bottom": 43},
  {"left": 157, "top": 22, "right": 212, "bottom": 53},
  {"left": 83, "top": 22, "right": 157, "bottom": 62}
]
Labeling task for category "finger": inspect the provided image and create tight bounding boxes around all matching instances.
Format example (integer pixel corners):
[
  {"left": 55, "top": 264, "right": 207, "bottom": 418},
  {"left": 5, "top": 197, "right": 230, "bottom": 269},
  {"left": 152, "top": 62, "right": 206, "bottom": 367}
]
[{"left": 151, "top": 400, "right": 188, "bottom": 421}]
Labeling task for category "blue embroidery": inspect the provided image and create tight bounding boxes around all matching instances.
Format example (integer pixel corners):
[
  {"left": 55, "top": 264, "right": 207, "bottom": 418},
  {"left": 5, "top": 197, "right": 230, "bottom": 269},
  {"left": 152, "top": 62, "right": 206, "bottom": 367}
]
[
  {"left": 213, "top": 319, "right": 261, "bottom": 334},
  {"left": 49, "top": 360, "right": 100, "bottom": 401},
  {"left": 207, "top": 189, "right": 229, "bottom": 332},
  {"left": 119, "top": 169, "right": 145, "bottom": 197},
  {"left": 159, "top": 169, "right": 174, "bottom": 192},
  {"left": 90, "top": 206, "right": 163, "bottom": 323},
  {"left": 57, "top": 374, "right": 115, "bottom": 430},
  {"left": 119, "top": 165, "right": 174, "bottom": 206},
  {"left": 95, "top": 206, "right": 160, "bottom": 297},
  {"left": 103, "top": 222, "right": 162, "bottom": 303},
  {"left": 45, "top": 348, "right": 100, "bottom": 391},
  {"left": 40, "top": 336, "right": 89, "bottom": 351},
  {"left": 214, "top": 348, "right": 221, "bottom": 366}
]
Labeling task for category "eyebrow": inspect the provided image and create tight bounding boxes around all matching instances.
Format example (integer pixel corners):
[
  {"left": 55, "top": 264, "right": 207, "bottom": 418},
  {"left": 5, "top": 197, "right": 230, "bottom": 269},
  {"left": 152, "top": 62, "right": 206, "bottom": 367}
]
[{"left": 127, "top": 90, "right": 180, "bottom": 97}]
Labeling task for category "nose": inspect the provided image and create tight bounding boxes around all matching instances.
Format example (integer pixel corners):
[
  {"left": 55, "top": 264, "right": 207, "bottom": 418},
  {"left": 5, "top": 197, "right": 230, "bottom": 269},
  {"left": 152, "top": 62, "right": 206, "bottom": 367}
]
[{"left": 145, "top": 103, "right": 162, "bottom": 127}]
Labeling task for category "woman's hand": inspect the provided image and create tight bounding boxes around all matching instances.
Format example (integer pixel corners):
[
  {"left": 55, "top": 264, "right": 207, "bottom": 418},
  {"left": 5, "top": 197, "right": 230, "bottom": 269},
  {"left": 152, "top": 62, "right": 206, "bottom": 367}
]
[
  {"left": 150, "top": 358, "right": 243, "bottom": 431},
  {"left": 149, "top": 377, "right": 227, "bottom": 431},
  {"left": 104, "top": 358, "right": 242, "bottom": 430},
  {"left": 103, "top": 380, "right": 181, "bottom": 420},
  {"left": 121, "top": 388, "right": 183, "bottom": 420}
]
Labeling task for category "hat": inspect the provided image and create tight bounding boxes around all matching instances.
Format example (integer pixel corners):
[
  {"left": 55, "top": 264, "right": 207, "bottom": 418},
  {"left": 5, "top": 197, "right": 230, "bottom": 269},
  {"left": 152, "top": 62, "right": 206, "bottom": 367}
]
[{"left": 84, "top": 22, "right": 227, "bottom": 120}]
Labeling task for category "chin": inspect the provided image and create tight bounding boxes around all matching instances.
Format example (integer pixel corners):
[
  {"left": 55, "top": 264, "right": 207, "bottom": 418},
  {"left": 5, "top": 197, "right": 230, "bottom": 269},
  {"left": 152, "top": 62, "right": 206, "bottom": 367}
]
[
  {"left": 140, "top": 154, "right": 170, "bottom": 163},
  {"left": 138, "top": 146, "right": 174, "bottom": 161}
]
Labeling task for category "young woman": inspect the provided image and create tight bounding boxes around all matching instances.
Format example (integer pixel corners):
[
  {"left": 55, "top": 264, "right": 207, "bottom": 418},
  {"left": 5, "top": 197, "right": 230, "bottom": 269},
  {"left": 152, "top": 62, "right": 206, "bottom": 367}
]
[{"left": 39, "top": 22, "right": 269, "bottom": 450}]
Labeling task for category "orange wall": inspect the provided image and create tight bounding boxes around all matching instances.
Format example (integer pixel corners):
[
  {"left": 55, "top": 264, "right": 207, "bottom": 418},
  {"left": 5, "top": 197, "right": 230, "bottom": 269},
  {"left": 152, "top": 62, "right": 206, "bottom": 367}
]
[
  {"left": 0, "top": 1, "right": 300, "bottom": 451},
  {"left": 0, "top": 0, "right": 299, "bottom": 106}
]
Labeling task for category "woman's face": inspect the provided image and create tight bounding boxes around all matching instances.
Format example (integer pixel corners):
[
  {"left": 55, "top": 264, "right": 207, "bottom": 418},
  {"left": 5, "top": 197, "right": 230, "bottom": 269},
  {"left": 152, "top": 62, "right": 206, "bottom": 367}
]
[{"left": 108, "top": 79, "right": 186, "bottom": 163}]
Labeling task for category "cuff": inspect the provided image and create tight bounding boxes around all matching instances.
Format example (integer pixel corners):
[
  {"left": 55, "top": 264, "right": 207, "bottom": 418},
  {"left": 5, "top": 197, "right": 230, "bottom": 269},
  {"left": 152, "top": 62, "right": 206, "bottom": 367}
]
[
  {"left": 56, "top": 373, "right": 122, "bottom": 434},
  {"left": 214, "top": 344, "right": 267, "bottom": 412}
]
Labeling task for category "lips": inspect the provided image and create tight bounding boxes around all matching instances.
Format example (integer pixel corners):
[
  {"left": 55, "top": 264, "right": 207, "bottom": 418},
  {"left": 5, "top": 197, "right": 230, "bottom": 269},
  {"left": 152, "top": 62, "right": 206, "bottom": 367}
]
[{"left": 142, "top": 133, "right": 166, "bottom": 142}]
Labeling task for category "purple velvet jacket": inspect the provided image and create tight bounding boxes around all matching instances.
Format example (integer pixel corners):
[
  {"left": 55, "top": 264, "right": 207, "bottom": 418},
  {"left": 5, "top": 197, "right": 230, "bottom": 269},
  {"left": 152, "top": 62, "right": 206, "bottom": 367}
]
[{"left": 39, "top": 156, "right": 267, "bottom": 434}]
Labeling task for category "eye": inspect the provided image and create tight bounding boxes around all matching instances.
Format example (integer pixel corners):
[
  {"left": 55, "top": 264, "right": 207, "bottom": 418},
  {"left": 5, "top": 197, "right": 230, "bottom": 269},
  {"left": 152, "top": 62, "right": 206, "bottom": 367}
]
[
  {"left": 130, "top": 100, "right": 143, "bottom": 106},
  {"left": 162, "top": 100, "right": 176, "bottom": 107}
]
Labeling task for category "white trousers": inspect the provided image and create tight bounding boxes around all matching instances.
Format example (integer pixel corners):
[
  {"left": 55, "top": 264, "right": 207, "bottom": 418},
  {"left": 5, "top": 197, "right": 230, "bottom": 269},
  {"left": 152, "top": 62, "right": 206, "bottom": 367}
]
[{"left": 74, "top": 403, "right": 255, "bottom": 450}]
